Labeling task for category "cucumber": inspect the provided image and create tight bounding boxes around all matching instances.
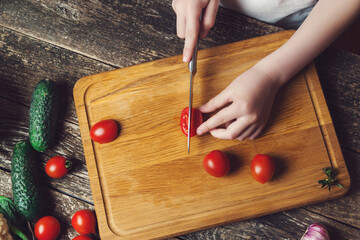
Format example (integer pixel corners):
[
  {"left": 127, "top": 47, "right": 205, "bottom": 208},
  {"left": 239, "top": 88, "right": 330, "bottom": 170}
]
[
  {"left": 29, "top": 79, "right": 59, "bottom": 152},
  {"left": 11, "top": 140, "right": 39, "bottom": 221}
]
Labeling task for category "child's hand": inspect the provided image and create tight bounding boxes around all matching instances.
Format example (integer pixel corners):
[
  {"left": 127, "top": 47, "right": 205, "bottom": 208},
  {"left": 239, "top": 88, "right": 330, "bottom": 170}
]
[
  {"left": 196, "top": 65, "right": 281, "bottom": 140},
  {"left": 172, "top": 0, "right": 220, "bottom": 62}
]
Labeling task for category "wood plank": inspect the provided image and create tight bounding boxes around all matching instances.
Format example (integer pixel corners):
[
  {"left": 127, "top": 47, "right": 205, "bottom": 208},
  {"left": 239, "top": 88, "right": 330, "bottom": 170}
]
[
  {"left": 0, "top": 0, "right": 281, "bottom": 67},
  {"left": 0, "top": 25, "right": 114, "bottom": 124},
  {"left": 0, "top": 96, "right": 93, "bottom": 202},
  {"left": 74, "top": 31, "right": 350, "bottom": 239},
  {"left": 0, "top": 169, "right": 99, "bottom": 240},
  {"left": 0, "top": 3, "right": 359, "bottom": 238},
  {"left": 180, "top": 208, "right": 360, "bottom": 240},
  {"left": 315, "top": 48, "right": 360, "bottom": 152},
  {"left": 0, "top": 25, "right": 116, "bottom": 202}
]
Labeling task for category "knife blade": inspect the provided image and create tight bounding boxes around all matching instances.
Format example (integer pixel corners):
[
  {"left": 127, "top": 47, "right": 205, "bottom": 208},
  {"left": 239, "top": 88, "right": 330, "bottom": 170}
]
[{"left": 187, "top": 37, "right": 199, "bottom": 154}]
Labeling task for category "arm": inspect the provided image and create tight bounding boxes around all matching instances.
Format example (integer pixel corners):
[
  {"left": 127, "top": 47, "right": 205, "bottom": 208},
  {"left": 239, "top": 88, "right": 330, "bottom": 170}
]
[
  {"left": 258, "top": 0, "right": 360, "bottom": 86},
  {"left": 197, "top": 0, "right": 360, "bottom": 140}
]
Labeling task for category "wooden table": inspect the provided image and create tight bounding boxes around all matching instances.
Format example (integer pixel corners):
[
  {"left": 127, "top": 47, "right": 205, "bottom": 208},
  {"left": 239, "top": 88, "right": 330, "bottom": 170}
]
[{"left": 0, "top": 1, "right": 359, "bottom": 239}]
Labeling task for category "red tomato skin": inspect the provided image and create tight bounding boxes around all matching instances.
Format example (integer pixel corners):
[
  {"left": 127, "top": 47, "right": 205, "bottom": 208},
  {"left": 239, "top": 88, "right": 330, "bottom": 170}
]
[
  {"left": 180, "top": 107, "right": 203, "bottom": 137},
  {"left": 90, "top": 119, "right": 118, "bottom": 144},
  {"left": 72, "top": 235, "right": 93, "bottom": 240},
  {"left": 203, "top": 150, "right": 230, "bottom": 178},
  {"left": 71, "top": 210, "right": 97, "bottom": 234},
  {"left": 45, "top": 156, "right": 70, "bottom": 178},
  {"left": 34, "top": 216, "right": 61, "bottom": 240},
  {"left": 250, "top": 154, "right": 275, "bottom": 184}
]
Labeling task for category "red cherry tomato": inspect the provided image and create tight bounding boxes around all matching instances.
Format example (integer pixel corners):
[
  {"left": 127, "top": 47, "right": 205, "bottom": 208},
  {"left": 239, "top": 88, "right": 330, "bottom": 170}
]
[
  {"left": 34, "top": 216, "right": 61, "bottom": 240},
  {"left": 45, "top": 156, "right": 72, "bottom": 178},
  {"left": 250, "top": 154, "right": 275, "bottom": 184},
  {"left": 90, "top": 119, "right": 118, "bottom": 144},
  {"left": 180, "top": 107, "right": 203, "bottom": 137},
  {"left": 71, "top": 210, "right": 96, "bottom": 234},
  {"left": 203, "top": 150, "right": 230, "bottom": 177},
  {"left": 72, "top": 235, "right": 93, "bottom": 240}
]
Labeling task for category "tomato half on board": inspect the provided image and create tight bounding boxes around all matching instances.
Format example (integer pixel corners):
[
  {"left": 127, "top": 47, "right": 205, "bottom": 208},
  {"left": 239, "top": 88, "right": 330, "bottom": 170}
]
[
  {"left": 180, "top": 107, "right": 203, "bottom": 137},
  {"left": 250, "top": 154, "right": 275, "bottom": 184},
  {"left": 203, "top": 150, "right": 230, "bottom": 177},
  {"left": 90, "top": 119, "right": 119, "bottom": 144}
]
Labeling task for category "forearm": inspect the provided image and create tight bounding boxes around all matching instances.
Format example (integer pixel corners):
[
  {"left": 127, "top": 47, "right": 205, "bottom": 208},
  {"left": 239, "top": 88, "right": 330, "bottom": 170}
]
[{"left": 257, "top": 0, "right": 360, "bottom": 86}]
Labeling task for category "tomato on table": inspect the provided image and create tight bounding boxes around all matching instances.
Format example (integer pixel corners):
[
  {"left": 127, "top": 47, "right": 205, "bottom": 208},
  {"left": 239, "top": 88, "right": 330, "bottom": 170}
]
[
  {"left": 250, "top": 154, "right": 275, "bottom": 184},
  {"left": 71, "top": 209, "right": 97, "bottom": 234},
  {"left": 203, "top": 150, "right": 230, "bottom": 177},
  {"left": 34, "top": 216, "right": 61, "bottom": 240},
  {"left": 45, "top": 156, "right": 72, "bottom": 178},
  {"left": 90, "top": 119, "right": 119, "bottom": 144},
  {"left": 180, "top": 107, "right": 203, "bottom": 137}
]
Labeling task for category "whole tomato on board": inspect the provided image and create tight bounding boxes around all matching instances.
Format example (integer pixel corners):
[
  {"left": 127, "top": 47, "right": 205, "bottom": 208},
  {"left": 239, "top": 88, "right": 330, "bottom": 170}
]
[
  {"left": 90, "top": 119, "right": 119, "bottom": 144},
  {"left": 180, "top": 107, "right": 203, "bottom": 137},
  {"left": 45, "top": 156, "right": 72, "bottom": 178},
  {"left": 73, "top": 235, "right": 93, "bottom": 240},
  {"left": 203, "top": 150, "right": 230, "bottom": 178},
  {"left": 71, "top": 209, "right": 97, "bottom": 234},
  {"left": 250, "top": 154, "right": 275, "bottom": 184},
  {"left": 34, "top": 216, "right": 61, "bottom": 240}
]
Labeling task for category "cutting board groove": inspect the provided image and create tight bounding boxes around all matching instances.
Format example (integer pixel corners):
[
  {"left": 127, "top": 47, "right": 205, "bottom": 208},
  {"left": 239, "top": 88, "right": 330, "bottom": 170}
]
[{"left": 74, "top": 30, "right": 350, "bottom": 239}]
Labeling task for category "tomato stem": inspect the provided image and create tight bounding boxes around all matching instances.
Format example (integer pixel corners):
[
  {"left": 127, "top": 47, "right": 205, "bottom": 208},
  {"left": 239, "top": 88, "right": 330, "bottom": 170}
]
[
  {"left": 27, "top": 220, "right": 35, "bottom": 240},
  {"left": 65, "top": 160, "right": 73, "bottom": 169}
]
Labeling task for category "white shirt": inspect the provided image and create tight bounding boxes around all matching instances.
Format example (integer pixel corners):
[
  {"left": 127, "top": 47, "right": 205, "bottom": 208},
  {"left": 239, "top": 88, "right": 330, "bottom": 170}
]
[{"left": 220, "top": 0, "right": 318, "bottom": 29}]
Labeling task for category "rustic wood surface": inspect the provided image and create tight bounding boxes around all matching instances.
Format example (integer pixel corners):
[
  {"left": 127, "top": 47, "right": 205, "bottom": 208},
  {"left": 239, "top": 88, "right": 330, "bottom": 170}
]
[{"left": 0, "top": 0, "right": 359, "bottom": 239}]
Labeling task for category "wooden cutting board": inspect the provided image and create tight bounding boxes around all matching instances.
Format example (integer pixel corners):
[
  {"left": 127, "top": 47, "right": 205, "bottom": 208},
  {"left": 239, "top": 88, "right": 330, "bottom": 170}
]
[{"left": 73, "top": 30, "right": 350, "bottom": 240}]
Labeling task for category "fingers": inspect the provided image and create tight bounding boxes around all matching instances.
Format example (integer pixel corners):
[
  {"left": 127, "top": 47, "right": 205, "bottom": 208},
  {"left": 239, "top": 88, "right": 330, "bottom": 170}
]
[
  {"left": 209, "top": 118, "right": 251, "bottom": 139},
  {"left": 197, "top": 104, "right": 236, "bottom": 135},
  {"left": 225, "top": 119, "right": 235, "bottom": 128},
  {"left": 236, "top": 124, "right": 257, "bottom": 141},
  {"left": 199, "top": 0, "right": 219, "bottom": 38},
  {"left": 176, "top": 12, "right": 186, "bottom": 39},
  {"left": 199, "top": 89, "right": 231, "bottom": 113},
  {"left": 209, "top": 122, "right": 265, "bottom": 140},
  {"left": 249, "top": 125, "right": 265, "bottom": 140},
  {"left": 183, "top": 9, "right": 201, "bottom": 62},
  {"left": 173, "top": 0, "right": 218, "bottom": 62}
]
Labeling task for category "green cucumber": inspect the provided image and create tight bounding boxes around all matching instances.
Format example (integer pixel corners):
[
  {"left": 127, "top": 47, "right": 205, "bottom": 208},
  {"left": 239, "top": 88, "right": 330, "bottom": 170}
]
[
  {"left": 11, "top": 141, "right": 39, "bottom": 221},
  {"left": 29, "top": 79, "right": 59, "bottom": 152}
]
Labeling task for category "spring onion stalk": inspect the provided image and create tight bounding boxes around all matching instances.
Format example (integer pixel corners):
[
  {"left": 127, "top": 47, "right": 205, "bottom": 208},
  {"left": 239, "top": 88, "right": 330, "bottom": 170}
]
[{"left": 301, "top": 223, "right": 329, "bottom": 240}]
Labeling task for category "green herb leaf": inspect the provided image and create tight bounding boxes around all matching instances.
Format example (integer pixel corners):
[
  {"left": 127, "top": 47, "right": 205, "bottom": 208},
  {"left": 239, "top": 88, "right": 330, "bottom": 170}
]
[
  {"left": 8, "top": 222, "right": 29, "bottom": 240},
  {"left": 0, "top": 196, "right": 29, "bottom": 240},
  {"left": 318, "top": 167, "right": 343, "bottom": 191},
  {"left": 0, "top": 196, "right": 18, "bottom": 223},
  {"left": 336, "top": 183, "right": 344, "bottom": 188}
]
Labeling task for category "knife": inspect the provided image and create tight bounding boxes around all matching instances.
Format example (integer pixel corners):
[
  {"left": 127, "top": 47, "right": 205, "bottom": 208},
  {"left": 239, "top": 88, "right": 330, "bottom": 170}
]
[{"left": 187, "top": 36, "right": 199, "bottom": 154}]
